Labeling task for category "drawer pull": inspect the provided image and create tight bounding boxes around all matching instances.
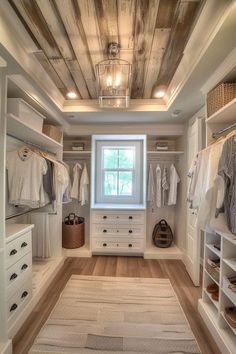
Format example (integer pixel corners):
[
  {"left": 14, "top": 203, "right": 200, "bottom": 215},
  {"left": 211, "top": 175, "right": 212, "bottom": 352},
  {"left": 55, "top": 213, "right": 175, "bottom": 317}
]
[
  {"left": 10, "top": 303, "right": 18, "bottom": 312},
  {"left": 21, "top": 242, "right": 28, "bottom": 248},
  {"left": 21, "top": 291, "right": 28, "bottom": 299},
  {"left": 117, "top": 230, "right": 119, "bottom": 233},
  {"left": 128, "top": 244, "right": 133, "bottom": 247},
  {"left": 21, "top": 264, "right": 28, "bottom": 271},
  {"left": 103, "top": 216, "right": 107, "bottom": 219},
  {"left": 103, "top": 229, "right": 107, "bottom": 233},
  {"left": 10, "top": 249, "right": 17, "bottom": 256},
  {"left": 10, "top": 273, "right": 18, "bottom": 281},
  {"left": 129, "top": 216, "right": 133, "bottom": 220},
  {"left": 103, "top": 243, "right": 107, "bottom": 247},
  {"left": 129, "top": 230, "right": 133, "bottom": 234}
]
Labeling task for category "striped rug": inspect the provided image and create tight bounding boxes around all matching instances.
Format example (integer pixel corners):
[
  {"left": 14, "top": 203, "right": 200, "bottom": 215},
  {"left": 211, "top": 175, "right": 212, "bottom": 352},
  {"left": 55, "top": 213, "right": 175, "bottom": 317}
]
[{"left": 30, "top": 275, "right": 201, "bottom": 353}]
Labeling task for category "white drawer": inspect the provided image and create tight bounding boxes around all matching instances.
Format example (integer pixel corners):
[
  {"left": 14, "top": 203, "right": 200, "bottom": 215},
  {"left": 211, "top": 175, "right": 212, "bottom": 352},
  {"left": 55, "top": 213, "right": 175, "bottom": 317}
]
[
  {"left": 92, "top": 238, "right": 143, "bottom": 253},
  {"left": 6, "top": 253, "right": 32, "bottom": 297},
  {"left": 92, "top": 210, "right": 145, "bottom": 225},
  {"left": 7, "top": 279, "right": 32, "bottom": 326},
  {"left": 6, "top": 231, "right": 32, "bottom": 268},
  {"left": 93, "top": 224, "right": 144, "bottom": 238}
]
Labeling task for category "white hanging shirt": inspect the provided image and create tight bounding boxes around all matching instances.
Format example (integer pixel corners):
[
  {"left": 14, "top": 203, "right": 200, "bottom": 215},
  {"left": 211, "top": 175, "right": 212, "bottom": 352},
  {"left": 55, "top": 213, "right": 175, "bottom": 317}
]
[
  {"left": 147, "top": 164, "right": 155, "bottom": 207},
  {"left": 162, "top": 166, "right": 169, "bottom": 206},
  {"left": 155, "top": 164, "right": 162, "bottom": 208},
  {"left": 70, "top": 163, "right": 82, "bottom": 199},
  {"left": 168, "top": 164, "right": 180, "bottom": 206},
  {"left": 6, "top": 150, "right": 47, "bottom": 208},
  {"left": 53, "top": 162, "right": 70, "bottom": 205},
  {"left": 79, "top": 163, "right": 89, "bottom": 206}
]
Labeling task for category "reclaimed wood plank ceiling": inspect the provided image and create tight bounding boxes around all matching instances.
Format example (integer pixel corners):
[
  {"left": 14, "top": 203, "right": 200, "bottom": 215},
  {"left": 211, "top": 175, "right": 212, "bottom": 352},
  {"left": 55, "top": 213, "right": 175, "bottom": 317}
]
[{"left": 9, "top": 0, "right": 203, "bottom": 100}]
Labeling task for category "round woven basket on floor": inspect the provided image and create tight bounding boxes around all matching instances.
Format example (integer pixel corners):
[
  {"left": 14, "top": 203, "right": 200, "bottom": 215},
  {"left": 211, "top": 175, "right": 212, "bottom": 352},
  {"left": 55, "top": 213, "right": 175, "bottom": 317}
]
[{"left": 62, "top": 218, "right": 85, "bottom": 249}]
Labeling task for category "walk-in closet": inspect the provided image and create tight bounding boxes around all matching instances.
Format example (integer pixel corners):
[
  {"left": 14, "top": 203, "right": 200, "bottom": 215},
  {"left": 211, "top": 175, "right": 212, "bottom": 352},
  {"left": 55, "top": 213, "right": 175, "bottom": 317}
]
[{"left": 0, "top": 1, "right": 236, "bottom": 354}]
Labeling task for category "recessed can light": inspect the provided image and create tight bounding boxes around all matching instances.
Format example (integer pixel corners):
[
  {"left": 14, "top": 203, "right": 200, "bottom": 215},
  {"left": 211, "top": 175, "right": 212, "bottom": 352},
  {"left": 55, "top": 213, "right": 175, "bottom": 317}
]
[
  {"left": 153, "top": 85, "right": 166, "bottom": 98},
  {"left": 66, "top": 91, "right": 77, "bottom": 99}
]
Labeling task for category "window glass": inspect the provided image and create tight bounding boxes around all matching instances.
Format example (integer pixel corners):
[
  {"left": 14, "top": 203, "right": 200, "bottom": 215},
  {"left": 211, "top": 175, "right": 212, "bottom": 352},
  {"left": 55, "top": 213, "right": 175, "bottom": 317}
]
[
  {"left": 118, "top": 171, "right": 133, "bottom": 195},
  {"left": 103, "top": 148, "right": 118, "bottom": 168},
  {"left": 118, "top": 148, "right": 134, "bottom": 168},
  {"left": 104, "top": 171, "right": 118, "bottom": 196}
]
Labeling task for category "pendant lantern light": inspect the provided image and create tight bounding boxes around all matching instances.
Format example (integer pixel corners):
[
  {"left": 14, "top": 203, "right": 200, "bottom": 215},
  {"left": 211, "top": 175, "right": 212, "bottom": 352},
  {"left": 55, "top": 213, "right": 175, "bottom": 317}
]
[{"left": 95, "top": 42, "right": 132, "bottom": 108}]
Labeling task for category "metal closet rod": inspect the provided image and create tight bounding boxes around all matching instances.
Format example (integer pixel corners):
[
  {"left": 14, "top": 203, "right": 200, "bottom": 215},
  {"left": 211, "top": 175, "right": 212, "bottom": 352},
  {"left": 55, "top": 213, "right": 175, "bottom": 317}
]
[
  {"left": 212, "top": 122, "right": 236, "bottom": 138},
  {"left": 7, "top": 133, "right": 56, "bottom": 155},
  {"left": 6, "top": 205, "right": 57, "bottom": 220}
]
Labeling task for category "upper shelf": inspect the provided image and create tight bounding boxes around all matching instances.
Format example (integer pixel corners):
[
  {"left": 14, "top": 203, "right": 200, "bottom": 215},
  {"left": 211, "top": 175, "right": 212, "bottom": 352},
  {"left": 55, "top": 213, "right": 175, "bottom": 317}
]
[
  {"left": 63, "top": 150, "right": 91, "bottom": 156},
  {"left": 147, "top": 151, "right": 184, "bottom": 155},
  {"left": 7, "top": 113, "right": 62, "bottom": 153},
  {"left": 206, "top": 97, "right": 236, "bottom": 124}
]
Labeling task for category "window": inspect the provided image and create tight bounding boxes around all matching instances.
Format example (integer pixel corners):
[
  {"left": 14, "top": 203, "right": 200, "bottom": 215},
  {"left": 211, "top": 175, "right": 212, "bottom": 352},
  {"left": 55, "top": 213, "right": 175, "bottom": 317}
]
[{"left": 92, "top": 135, "right": 146, "bottom": 207}]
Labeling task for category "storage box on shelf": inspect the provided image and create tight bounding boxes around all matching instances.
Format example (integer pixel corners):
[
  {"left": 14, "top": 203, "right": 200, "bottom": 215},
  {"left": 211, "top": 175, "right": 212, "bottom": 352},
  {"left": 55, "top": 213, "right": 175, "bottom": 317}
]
[
  {"left": 207, "top": 83, "right": 236, "bottom": 117},
  {"left": 42, "top": 124, "right": 63, "bottom": 144},
  {"left": 7, "top": 98, "right": 45, "bottom": 132}
]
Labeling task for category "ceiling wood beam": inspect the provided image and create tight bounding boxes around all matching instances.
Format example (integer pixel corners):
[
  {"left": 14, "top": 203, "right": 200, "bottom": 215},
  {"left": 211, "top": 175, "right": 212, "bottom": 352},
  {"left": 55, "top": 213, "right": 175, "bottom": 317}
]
[
  {"left": 54, "top": 0, "right": 97, "bottom": 98},
  {"left": 131, "top": 0, "right": 160, "bottom": 99},
  {"left": 143, "top": 28, "right": 171, "bottom": 99},
  {"left": 66, "top": 60, "right": 91, "bottom": 99},
  {"left": 154, "top": 0, "right": 201, "bottom": 88}
]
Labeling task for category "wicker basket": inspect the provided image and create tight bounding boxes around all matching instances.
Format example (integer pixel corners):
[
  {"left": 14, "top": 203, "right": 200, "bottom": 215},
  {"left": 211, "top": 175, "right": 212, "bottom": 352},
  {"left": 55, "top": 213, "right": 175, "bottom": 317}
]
[
  {"left": 207, "top": 83, "right": 236, "bottom": 117},
  {"left": 205, "top": 261, "right": 220, "bottom": 283},
  {"left": 43, "top": 124, "right": 63, "bottom": 144},
  {"left": 62, "top": 218, "right": 85, "bottom": 249}
]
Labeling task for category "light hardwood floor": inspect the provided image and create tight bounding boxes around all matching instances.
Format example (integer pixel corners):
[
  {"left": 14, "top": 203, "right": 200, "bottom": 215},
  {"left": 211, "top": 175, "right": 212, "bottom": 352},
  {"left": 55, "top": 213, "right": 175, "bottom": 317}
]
[{"left": 13, "top": 257, "right": 221, "bottom": 354}]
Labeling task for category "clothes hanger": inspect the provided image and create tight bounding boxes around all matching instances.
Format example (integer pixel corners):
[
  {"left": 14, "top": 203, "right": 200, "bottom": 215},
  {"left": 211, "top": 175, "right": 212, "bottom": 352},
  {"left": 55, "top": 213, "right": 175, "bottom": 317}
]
[{"left": 17, "top": 145, "right": 33, "bottom": 161}]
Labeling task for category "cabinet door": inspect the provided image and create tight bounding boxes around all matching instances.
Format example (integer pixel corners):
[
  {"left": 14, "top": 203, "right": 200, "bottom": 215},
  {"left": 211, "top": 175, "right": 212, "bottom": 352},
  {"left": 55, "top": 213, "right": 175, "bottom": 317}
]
[{"left": 185, "top": 118, "right": 203, "bottom": 286}]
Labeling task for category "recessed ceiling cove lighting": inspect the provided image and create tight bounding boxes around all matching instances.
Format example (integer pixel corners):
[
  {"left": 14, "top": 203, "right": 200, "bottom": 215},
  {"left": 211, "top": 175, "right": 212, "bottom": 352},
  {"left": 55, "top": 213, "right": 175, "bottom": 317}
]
[
  {"left": 66, "top": 91, "right": 77, "bottom": 99},
  {"left": 153, "top": 85, "right": 166, "bottom": 98}
]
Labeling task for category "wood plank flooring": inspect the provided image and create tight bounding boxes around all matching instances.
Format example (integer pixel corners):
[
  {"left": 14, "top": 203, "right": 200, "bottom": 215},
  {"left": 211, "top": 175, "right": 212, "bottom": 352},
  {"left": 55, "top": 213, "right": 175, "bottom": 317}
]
[{"left": 13, "top": 257, "right": 221, "bottom": 354}]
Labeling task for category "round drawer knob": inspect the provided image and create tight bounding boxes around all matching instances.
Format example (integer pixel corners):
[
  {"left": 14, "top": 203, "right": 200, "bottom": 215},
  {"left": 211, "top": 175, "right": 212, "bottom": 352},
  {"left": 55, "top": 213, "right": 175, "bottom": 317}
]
[
  {"left": 103, "top": 229, "right": 107, "bottom": 233},
  {"left": 129, "top": 216, "right": 133, "bottom": 220},
  {"left": 21, "top": 291, "right": 28, "bottom": 299},
  {"left": 103, "top": 216, "right": 107, "bottom": 219},
  {"left": 10, "top": 249, "right": 17, "bottom": 256},
  {"left": 117, "top": 230, "right": 119, "bottom": 233},
  {"left": 103, "top": 243, "right": 107, "bottom": 247},
  {"left": 21, "top": 264, "right": 28, "bottom": 271},
  {"left": 21, "top": 242, "right": 28, "bottom": 248},
  {"left": 10, "top": 303, "right": 18, "bottom": 312},
  {"left": 10, "top": 273, "right": 18, "bottom": 281},
  {"left": 117, "top": 244, "right": 119, "bottom": 246},
  {"left": 129, "top": 230, "right": 133, "bottom": 234},
  {"left": 128, "top": 244, "right": 133, "bottom": 247}
]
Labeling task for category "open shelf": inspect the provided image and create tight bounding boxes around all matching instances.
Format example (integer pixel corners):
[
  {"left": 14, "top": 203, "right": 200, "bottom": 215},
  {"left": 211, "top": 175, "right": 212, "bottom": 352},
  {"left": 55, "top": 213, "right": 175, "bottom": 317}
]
[
  {"left": 215, "top": 228, "right": 236, "bottom": 245},
  {"left": 204, "top": 268, "right": 220, "bottom": 286},
  {"left": 221, "top": 311, "right": 236, "bottom": 335},
  {"left": 223, "top": 258, "right": 236, "bottom": 273},
  {"left": 204, "top": 288, "right": 219, "bottom": 310},
  {"left": 206, "top": 244, "right": 221, "bottom": 257},
  {"left": 206, "top": 97, "right": 236, "bottom": 124},
  {"left": 147, "top": 150, "right": 184, "bottom": 155},
  {"left": 7, "top": 113, "right": 62, "bottom": 153},
  {"left": 63, "top": 150, "right": 91, "bottom": 157},
  {"left": 144, "top": 244, "right": 183, "bottom": 260}
]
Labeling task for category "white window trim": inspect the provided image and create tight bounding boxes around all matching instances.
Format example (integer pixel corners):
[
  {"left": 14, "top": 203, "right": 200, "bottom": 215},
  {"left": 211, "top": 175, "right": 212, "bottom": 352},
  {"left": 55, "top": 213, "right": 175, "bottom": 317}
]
[{"left": 91, "top": 134, "right": 147, "bottom": 209}]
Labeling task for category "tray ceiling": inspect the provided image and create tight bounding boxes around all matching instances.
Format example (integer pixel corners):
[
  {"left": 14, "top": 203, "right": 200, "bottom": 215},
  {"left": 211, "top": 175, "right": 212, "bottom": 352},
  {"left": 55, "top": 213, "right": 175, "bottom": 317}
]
[{"left": 9, "top": 0, "right": 203, "bottom": 100}]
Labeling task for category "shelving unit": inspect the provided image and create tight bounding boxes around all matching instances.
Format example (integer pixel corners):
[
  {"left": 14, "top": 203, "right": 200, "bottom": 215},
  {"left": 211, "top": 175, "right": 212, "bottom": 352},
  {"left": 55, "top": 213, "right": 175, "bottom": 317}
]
[
  {"left": 199, "top": 229, "right": 236, "bottom": 354},
  {"left": 7, "top": 113, "right": 62, "bottom": 153},
  {"left": 206, "top": 97, "right": 236, "bottom": 124},
  {"left": 147, "top": 150, "right": 184, "bottom": 155},
  {"left": 63, "top": 150, "right": 91, "bottom": 157}
]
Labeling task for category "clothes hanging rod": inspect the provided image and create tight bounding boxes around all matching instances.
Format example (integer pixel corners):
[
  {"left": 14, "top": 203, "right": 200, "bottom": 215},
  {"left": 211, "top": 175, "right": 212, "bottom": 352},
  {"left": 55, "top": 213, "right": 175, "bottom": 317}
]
[
  {"left": 7, "top": 133, "right": 56, "bottom": 155},
  {"left": 5, "top": 204, "right": 57, "bottom": 220},
  {"left": 212, "top": 122, "right": 236, "bottom": 139}
]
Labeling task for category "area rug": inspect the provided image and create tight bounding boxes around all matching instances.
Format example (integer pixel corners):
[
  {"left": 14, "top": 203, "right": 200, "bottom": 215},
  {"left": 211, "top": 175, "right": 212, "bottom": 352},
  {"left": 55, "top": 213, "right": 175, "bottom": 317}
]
[{"left": 30, "top": 276, "right": 201, "bottom": 353}]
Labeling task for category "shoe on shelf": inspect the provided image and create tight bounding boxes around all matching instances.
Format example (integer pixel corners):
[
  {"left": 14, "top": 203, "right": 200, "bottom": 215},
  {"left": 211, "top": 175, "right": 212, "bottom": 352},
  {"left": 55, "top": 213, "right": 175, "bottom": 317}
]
[
  {"left": 225, "top": 307, "right": 236, "bottom": 328},
  {"left": 212, "top": 291, "right": 219, "bottom": 301},
  {"left": 207, "top": 283, "right": 219, "bottom": 294}
]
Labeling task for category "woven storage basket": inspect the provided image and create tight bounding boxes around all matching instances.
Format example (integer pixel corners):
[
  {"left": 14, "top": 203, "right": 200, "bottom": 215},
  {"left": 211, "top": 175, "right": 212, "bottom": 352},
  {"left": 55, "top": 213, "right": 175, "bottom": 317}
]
[
  {"left": 207, "top": 83, "right": 236, "bottom": 117},
  {"left": 62, "top": 218, "right": 85, "bottom": 249}
]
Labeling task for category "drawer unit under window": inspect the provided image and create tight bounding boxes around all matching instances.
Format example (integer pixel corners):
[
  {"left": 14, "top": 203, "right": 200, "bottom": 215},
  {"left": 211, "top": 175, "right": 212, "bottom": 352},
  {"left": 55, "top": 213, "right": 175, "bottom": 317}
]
[
  {"left": 6, "top": 231, "right": 32, "bottom": 268},
  {"left": 92, "top": 211, "right": 145, "bottom": 225},
  {"left": 7, "top": 279, "right": 32, "bottom": 326},
  {"left": 92, "top": 238, "right": 143, "bottom": 252},
  {"left": 6, "top": 253, "right": 32, "bottom": 297},
  {"left": 93, "top": 224, "right": 144, "bottom": 238}
]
